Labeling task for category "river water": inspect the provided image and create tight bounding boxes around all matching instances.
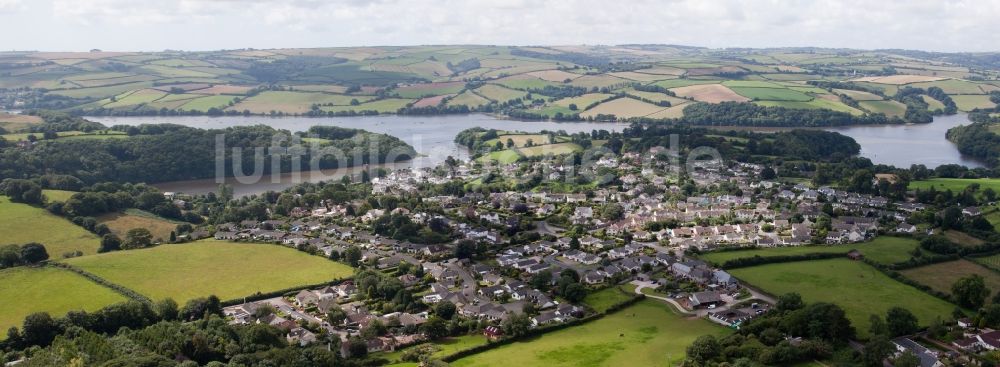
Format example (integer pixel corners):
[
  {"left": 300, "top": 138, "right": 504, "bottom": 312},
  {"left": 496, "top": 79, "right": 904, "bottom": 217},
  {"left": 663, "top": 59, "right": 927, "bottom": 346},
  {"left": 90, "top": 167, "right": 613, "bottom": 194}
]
[
  {"left": 88, "top": 113, "right": 982, "bottom": 196},
  {"left": 89, "top": 114, "right": 627, "bottom": 196}
]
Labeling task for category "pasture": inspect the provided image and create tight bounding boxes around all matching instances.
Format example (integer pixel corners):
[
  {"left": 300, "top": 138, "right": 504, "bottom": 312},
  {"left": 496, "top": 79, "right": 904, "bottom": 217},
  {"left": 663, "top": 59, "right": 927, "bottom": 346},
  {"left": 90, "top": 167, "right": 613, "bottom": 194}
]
[
  {"left": 908, "top": 178, "right": 1000, "bottom": 193},
  {"left": 394, "top": 82, "right": 465, "bottom": 98},
  {"left": 731, "top": 258, "right": 956, "bottom": 337},
  {"left": 951, "top": 95, "right": 996, "bottom": 111},
  {"left": 0, "top": 196, "right": 101, "bottom": 256},
  {"left": 447, "top": 90, "right": 491, "bottom": 107},
  {"left": 700, "top": 236, "right": 920, "bottom": 266},
  {"left": 0, "top": 266, "right": 127, "bottom": 336},
  {"left": 728, "top": 86, "right": 813, "bottom": 101},
  {"left": 756, "top": 99, "right": 863, "bottom": 115},
  {"left": 41, "top": 189, "right": 76, "bottom": 203},
  {"left": 670, "top": 84, "right": 750, "bottom": 103},
  {"left": 63, "top": 240, "right": 355, "bottom": 302},
  {"left": 230, "top": 91, "right": 375, "bottom": 114},
  {"left": 450, "top": 300, "right": 728, "bottom": 367},
  {"left": 900, "top": 260, "right": 1000, "bottom": 298},
  {"left": 583, "top": 286, "right": 635, "bottom": 313},
  {"left": 973, "top": 253, "right": 1000, "bottom": 272},
  {"left": 516, "top": 142, "right": 582, "bottom": 157},
  {"left": 859, "top": 100, "right": 907, "bottom": 117},
  {"left": 486, "top": 134, "right": 551, "bottom": 148},
  {"left": 97, "top": 209, "right": 185, "bottom": 242},
  {"left": 580, "top": 98, "right": 669, "bottom": 118},
  {"left": 475, "top": 84, "right": 527, "bottom": 103},
  {"left": 321, "top": 98, "right": 414, "bottom": 114},
  {"left": 0, "top": 113, "right": 43, "bottom": 132},
  {"left": 833, "top": 89, "right": 884, "bottom": 101},
  {"left": 910, "top": 79, "right": 988, "bottom": 95}
]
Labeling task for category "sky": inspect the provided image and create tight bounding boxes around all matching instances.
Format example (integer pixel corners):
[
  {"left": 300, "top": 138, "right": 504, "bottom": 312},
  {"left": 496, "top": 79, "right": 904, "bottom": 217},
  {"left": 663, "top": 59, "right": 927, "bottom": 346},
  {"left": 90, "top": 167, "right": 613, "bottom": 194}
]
[{"left": 0, "top": 0, "right": 998, "bottom": 53}]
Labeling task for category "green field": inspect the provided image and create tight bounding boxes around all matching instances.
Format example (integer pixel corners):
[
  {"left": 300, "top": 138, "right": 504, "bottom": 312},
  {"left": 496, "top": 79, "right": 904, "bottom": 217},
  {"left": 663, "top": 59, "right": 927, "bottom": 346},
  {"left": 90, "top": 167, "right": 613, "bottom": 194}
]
[
  {"left": 97, "top": 209, "right": 185, "bottom": 242},
  {"left": 321, "top": 98, "right": 414, "bottom": 114},
  {"left": 0, "top": 266, "right": 127, "bottom": 336},
  {"left": 732, "top": 259, "right": 956, "bottom": 337},
  {"left": 729, "top": 86, "right": 813, "bottom": 101},
  {"left": 41, "top": 189, "right": 76, "bottom": 203},
  {"left": 908, "top": 178, "right": 1000, "bottom": 193},
  {"left": 478, "top": 149, "right": 523, "bottom": 164},
  {"left": 231, "top": 91, "right": 375, "bottom": 114},
  {"left": 910, "top": 79, "right": 988, "bottom": 95},
  {"left": 972, "top": 253, "right": 1000, "bottom": 272},
  {"left": 382, "top": 334, "right": 489, "bottom": 364},
  {"left": 583, "top": 286, "right": 635, "bottom": 313},
  {"left": 516, "top": 142, "right": 582, "bottom": 157},
  {"left": 755, "top": 98, "right": 862, "bottom": 115},
  {"left": 64, "top": 240, "right": 355, "bottom": 302},
  {"left": 475, "top": 84, "right": 528, "bottom": 103},
  {"left": 178, "top": 95, "right": 238, "bottom": 112},
  {"left": 833, "top": 89, "right": 884, "bottom": 101},
  {"left": 0, "top": 196, "right": 100, "bottom": 256},
  {"left": 901, "top": 259, "right": 1000, "bottom": 298},
  {"left": 701, "top": 236, "right": 920, "bottom": 266},
  {"left": 451, "top": 300, "right": 728, "bottom": 367},
  {"left": 486, "top": 134, "right": 551, "bottom": 148},
  {"left": 952, "top": 95, "right": 996, "bottom": 111},
  {"left": 858, "top": 100, "right": 907, "bottom": 117}
]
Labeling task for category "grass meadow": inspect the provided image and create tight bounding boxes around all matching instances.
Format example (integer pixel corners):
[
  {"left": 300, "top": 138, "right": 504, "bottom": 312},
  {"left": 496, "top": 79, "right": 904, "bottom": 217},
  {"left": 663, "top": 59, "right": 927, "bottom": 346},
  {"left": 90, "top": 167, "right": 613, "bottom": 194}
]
[
  {"left": 731, "top": 258, "right": 956, "bottom": 337},
  {"left": 450, "top": 300, "right": 728, "bottom": 367},
  {"left": 701, "top": 236, "right": 921, "bottom": 266},
  {"left": 64, "top": 240, "right": 354, "bottom": 303},
  {"left": 0, "top": 266, "right": 127, "bottom": 336},
  {"left": 0, "top": 196, "right": 101, "bottom": 256},
  {"left": 900, "top": 259, "right": 1000, "bottom": 299}
]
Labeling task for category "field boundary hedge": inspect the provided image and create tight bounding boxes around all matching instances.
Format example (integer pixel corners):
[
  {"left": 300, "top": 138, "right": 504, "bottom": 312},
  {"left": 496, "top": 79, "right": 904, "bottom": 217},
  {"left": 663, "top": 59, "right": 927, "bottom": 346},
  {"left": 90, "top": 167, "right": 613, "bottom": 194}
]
[
  {"left": 719, "top": 252, "right": 845, "bottom": 269},
  {"left": 48, "top": 262, "right": 153, "bottom": 304},
  {"left": 440, "top": 292, "right": 646, "bottom": 362},
  {"left": 861, "top": 258, "right": 958, "bottom": 306}
]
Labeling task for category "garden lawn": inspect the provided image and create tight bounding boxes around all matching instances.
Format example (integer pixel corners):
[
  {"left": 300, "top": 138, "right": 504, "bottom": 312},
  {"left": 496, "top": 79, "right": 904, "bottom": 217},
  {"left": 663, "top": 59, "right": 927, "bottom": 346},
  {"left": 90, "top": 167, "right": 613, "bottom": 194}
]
[
  {"left": 731, "top": 258, "right": 956, "bottom": 337},
  {"left": 583, "top": 286, "right": 634, "bottom": 313},
  {"left": 382, "top": 334, "right": 488, "bottom": 364},
  {"left": 450, "top": 300, "right": 728, "bottom": 367},
  {"left": 0, "top": 266, "right": 126, "bottom": 336},
  {"left": 0, "top": 196, "right": 100, "bottom": 256},
  {"left": 63, "top": 240, "right": 354, "bottom": 303}
]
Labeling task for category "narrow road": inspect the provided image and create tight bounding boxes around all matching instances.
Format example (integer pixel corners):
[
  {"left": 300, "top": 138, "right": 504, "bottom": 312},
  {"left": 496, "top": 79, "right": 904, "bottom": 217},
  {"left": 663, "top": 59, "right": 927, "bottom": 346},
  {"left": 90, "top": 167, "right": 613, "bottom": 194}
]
[{"left": 630, "top": 280, "right": 695, "bottom": 316}]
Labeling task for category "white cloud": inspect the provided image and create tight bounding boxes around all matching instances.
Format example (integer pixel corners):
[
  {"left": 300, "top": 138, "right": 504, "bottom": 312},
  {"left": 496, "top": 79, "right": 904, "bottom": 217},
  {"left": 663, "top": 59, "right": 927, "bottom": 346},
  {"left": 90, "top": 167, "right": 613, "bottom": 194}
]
[{"left": 6, "top": 0, "right": 1000, "bottom": 51}]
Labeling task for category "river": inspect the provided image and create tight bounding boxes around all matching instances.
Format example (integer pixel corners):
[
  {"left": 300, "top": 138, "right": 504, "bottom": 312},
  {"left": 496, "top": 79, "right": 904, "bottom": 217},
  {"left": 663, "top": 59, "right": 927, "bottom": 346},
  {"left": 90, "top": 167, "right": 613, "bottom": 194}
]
[
  {"left": 826, "top": 113, "right": 984, "bottom": 169},
  {"left": 89, "top": 114, "right": 627, "bottom": 196},
  {"left": 88, "top": 113, "right": 982, "bottom": 196}
]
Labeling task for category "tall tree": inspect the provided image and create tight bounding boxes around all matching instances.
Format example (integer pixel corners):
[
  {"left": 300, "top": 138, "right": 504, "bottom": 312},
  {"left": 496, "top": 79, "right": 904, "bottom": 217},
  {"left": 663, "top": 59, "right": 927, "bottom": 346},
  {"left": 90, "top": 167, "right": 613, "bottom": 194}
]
[{"left": 952, "top": 274, "right": 990, "bottom": 309}]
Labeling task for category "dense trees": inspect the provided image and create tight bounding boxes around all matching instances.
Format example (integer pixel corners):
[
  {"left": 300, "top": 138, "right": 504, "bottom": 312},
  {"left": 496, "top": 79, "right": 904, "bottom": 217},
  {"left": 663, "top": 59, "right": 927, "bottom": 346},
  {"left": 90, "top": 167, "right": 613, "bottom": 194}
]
[
  {"left": 952, "top": 274, "right": 990, "bottom": 309},
  {"left": 947, "top": 122, "right": 1000, "bottom": 167},
  {"left": 1, "top": 179, "right": 43, "bottom": 204},
  {"left": 0, "top": 243, "right": 49, "bottom": 269},
  {"left": 688, "top": 295, "right": 852, "bottom": 366},
  {"left": 0, "top": 124, "right": 416, "bottom": 185},
  {"left": 680, "top": 101, "right": 899, "bottom": 127}
]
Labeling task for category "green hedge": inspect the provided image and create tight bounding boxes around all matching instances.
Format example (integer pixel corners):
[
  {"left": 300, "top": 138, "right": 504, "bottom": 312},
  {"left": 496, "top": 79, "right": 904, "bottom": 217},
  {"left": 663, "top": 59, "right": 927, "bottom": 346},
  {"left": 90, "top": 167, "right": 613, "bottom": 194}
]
[{"left": 49, "top": 262, "right": 152, "bottom": 304}]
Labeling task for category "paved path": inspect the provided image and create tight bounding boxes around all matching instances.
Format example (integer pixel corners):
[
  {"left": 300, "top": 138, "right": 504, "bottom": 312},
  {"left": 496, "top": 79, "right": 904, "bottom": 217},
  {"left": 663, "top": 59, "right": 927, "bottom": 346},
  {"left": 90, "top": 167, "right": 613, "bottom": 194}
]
[{"left": 630, "top": 280, "right": 696, "bottom": 316}]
